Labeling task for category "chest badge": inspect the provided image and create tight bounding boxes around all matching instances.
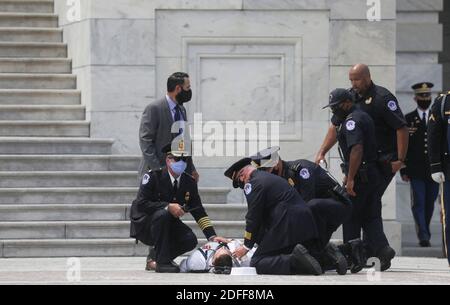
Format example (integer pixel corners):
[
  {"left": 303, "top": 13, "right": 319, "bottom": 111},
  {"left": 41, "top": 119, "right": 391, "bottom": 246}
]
[
  {"left": 288, "top": 178, "right": 295, "bottom": 187},
  {"left": 365, "top": 97, "right": 372, "bottom": 105},
  {"left": 185, "top": 192, "right": 190, "bottom": 202}
]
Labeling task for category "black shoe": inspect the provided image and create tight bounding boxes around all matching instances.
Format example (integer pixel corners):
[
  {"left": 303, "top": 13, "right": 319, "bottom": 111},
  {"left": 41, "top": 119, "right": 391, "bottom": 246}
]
[
  {"left": 291, "top": 244, "right": 323, "bottom": 276},
  {"left": 155, "top": 262, "right": 180, "bottom": 273},
  {"left": 323, "top": 243, "right": 348, "bottom": 275},
  {"left": 347, "top": 239, "right": 366, "bottom": 274},
  {"left": 378, "top": 246, "right": 396, "bottom": 272},
  {"left": 145, "top": 247, "right": 157, "bottom": 271},
  {"left": 419, "top": 240, "right": 431, "bottom": 248}
]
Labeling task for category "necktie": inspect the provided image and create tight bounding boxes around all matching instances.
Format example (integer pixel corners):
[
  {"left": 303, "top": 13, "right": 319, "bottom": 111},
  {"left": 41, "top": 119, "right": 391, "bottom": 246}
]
[
  {"left": 422, "top": 112, "right": 427, "bottom": 125},
  {"left": 174, "top": 105, "right": 182, "bottom": 122},
  {"left": 172, "top": 179, "right": 178, "bottom": 201},
  {"left": 174, "top": 105, "right": 185, "bottom": 135}
]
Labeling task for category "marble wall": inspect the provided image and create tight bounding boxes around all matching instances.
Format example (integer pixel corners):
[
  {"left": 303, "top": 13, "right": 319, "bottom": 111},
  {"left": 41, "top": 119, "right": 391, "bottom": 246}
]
[
  {"left": 54, "top": 0, "right": 403, "bottom": 251},
  {"left": 395, "top": 0, "right": 444, "bottom": 226}
]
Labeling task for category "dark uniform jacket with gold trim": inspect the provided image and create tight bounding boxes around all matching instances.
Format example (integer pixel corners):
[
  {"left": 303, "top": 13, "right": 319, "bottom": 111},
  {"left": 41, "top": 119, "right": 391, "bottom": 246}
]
[
  {"left": 243, "top": 170, "right": 318, "bottom": 255},
  {"left": 400, "top": 110, "right": 432, "bottom": 180},
  {"left": 428, "top": 94, "right": 450, "bottom": 175},
  {"left": 130, "top": 168, "right": 216, "bottom": 246}
]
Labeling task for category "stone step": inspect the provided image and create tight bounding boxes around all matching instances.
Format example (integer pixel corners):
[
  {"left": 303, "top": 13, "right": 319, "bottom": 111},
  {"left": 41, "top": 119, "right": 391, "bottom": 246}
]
[
  {"left": 0, "top": 171, "right": 138, "bottom": 187},
  {"left": 0, "top": 74, "right": 76, "bottom": 89},
  {"left": 0, "top": 89, "right": 80, "bottom": 105},
  {"left": 0, "top": 221, "right": 245, "bottom": 240},
  {"left": 402, "top": 247, "right": 446, "bottom": 258},
  {"left": 0, "top": 121, "right": 89, "bottom": 137},
  {"left": 0, "top": 13, "right": 57, "bottom": 27},
  {"left": 0, "top": 137, "right": 113, "bottom": 155},
  {"left": 0, "top": 26, "right": 61, "bottom": 43},
  {"left": 0, "top": 42, "right": 67, "bottom": 58},
  {"left": 0, "top": 239, "right": 149, "bottom": 258},
  {"left": 0, "top": 155, "right": 140, "bottom": 171},
  {"left": 401, "top": 222, "right": 443, "bottom": 247},
  {"left": 0, "top": 105, "right": 84, "bottom": 120},
  {"left": 0, "top": 27, "right": 62, "bottom": 43},
  {"left": 0, "top": 187, "right": 230, "bottom": 204},
  {"left": 0, "top": 204, "right": 247, "bottom": 222},
  {"left": 0, "top": 58, "right": 71, "bottom": 73},
  {"left": 0, "top": 0, "right": 54, "bottom": 14}
]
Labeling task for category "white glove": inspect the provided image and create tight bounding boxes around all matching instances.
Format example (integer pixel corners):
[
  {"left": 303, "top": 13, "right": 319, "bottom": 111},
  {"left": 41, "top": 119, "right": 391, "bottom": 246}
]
[{"left": 432, "top": 172, "right": 446, "bottom": 184}]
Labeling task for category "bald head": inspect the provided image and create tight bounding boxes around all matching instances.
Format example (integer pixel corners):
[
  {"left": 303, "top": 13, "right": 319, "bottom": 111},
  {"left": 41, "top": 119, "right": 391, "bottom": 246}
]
[{"left": 349, "top": 64, "right": 372, "bottom": 95}]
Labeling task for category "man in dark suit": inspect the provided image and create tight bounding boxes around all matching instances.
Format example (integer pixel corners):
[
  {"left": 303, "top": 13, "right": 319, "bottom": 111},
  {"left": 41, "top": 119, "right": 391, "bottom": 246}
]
[
  {"left": 401, "top": 82, "right": 439, "bottom": 248},
  {"left": 139, "top": 72, "right": 199, "bottom": 181},
  {"left": 130, "top": 141, "right": 228, "bottom": 273}
]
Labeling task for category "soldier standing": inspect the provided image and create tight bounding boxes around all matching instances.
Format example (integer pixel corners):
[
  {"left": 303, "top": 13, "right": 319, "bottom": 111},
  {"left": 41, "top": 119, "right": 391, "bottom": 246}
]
[
  {"left": 401, "top": 82, "right": 439, "bottom": 247},
  {"left": 428, "top": 91, "right": 450, "bottom": 266}
]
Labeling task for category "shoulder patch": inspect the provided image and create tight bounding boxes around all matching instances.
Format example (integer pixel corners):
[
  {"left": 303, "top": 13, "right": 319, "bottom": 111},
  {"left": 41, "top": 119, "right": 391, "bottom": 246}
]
[
  {"left": 142, "top": 174, "right": 150, "bottom": 185},
  {"left": 299, "top": 168, "right": 310, "bottom": 180},
  {"left": 244, "top": 183, "right": 252, "bottom": 195},
  {"left": 387, "top": 100, "right": 398, "bottom": 112},
  {"left": 346, "top": 120, "right": 356, "bottom": 131}
]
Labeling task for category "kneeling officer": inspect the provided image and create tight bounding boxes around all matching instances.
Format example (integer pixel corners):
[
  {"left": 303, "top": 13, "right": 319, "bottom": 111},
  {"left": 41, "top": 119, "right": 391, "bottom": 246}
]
[{"left": 130, "top": 140, "right": 227, "bottom": 273}]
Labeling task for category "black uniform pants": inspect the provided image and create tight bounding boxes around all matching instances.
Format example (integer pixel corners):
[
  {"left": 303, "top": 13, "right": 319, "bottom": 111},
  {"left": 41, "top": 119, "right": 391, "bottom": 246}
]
[
  {"left": 250, "top": 246, "right": 296, "bottom": 275},
  {"left": 308, "top": 198, "right": 352, "bottom": 248},
  {"left": 150, "top": 209, "right": 198, "bottom": 264},
  {"left": 343, "top": 165, "right": 389, "bottom": 256}
]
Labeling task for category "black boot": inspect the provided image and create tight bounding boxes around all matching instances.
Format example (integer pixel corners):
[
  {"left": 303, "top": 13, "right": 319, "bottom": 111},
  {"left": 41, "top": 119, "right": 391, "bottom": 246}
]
[
  {"left": 377, "top": 246, "right": 395, "bottom": 272},
  {"left": 322, "top": 243, "right": 348, "bottom": 275},
  {"left": 145, "top": 247, "right": 157, "bottom": 271},
  {"left": 340, "top": 239, "right": 366, "bottom": 274},
  {"left": 290, "top": 244, "right": 323, "bottom": 276}
]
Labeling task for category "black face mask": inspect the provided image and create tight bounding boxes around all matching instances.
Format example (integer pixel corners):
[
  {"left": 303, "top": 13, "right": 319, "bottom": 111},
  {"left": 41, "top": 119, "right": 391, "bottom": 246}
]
[
  {"left": 176, "top": 89, "right": 192, "bottom": 105},
  {"left": 417, "top": 99, "right": 432, "bottom": 110},
  {"left": 233, "top": 177, "right": 245, "bottom": 189},
  {"left": 331, "top": 106, "right": 350, "bottom": 122}
]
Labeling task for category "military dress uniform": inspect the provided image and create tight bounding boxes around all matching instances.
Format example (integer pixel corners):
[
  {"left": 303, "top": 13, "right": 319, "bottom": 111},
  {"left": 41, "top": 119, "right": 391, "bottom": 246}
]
[
  {"left": 130, "top": 166, "right": 216, "bottom": 272},
  {"left": 400, "top": 83, "right": 439, "bottom": 247},
  {"left": 428, "top": 92, "right": 450, "bottom": 265}
]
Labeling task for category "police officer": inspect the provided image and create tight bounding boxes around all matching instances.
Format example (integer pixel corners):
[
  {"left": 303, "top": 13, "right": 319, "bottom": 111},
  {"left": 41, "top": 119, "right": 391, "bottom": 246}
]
[
  {"left": 250, "top": 146, "right": 352, "bottom": 205},
  {"left": 249, "top": 147, "right": 357, "bottom": 273},
  {"left": 224, "top": 158, "right": 324, "bottom": 275},
  {"left": 428, "top": 91, "right": 450, "bottom": 266},
  {"left": 323, "top": 88, "right": 396, "bottom": 271},
  {"left": 130, "top": 140, "right": 228, "bottom": 273},
  {"left": 400, "top": 82, "right": 439, "bottom": 247}
]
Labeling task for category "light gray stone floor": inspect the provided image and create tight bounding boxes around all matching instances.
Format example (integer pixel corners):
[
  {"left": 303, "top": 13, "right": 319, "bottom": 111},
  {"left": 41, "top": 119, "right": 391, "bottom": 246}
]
[{"left": 0, "top": 257, "right": 448, "bottom": 285}]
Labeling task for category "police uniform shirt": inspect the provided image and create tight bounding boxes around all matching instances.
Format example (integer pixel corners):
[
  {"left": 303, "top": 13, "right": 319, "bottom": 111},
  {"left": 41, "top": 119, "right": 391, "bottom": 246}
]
[
  {"left": 400, "top": 109, "right": 432, "bottom": 179},
  {"left": 332, "top": 83, "right": 406, "bottom": 155},
  {"left": 282, "top": 160, "right": 335, "bottom": 202},
  {"left": 337, "top": 109, "right": 378, "bottom": 167},
  {"left": 179, "top": 240, "right": 255, "bottom": 273},
  {"left": 428, "top": 95, "right": 450, "bottom": 174},
  {"left": 131, "top": 168, "right": 216, "bottom": 240}
]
